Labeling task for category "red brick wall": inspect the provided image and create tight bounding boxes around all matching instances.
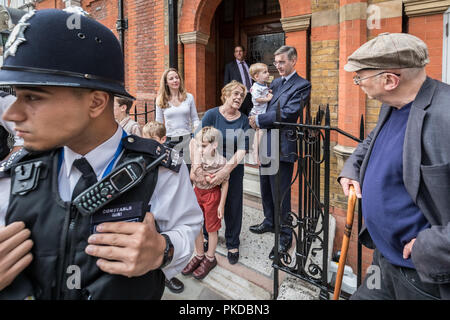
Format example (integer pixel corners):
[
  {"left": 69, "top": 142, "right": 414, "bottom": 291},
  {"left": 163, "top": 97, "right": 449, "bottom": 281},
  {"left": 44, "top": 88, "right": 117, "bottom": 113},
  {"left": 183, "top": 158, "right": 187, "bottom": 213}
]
[{"left": 409, "top": 14, "right": 444, "bottom": 81}]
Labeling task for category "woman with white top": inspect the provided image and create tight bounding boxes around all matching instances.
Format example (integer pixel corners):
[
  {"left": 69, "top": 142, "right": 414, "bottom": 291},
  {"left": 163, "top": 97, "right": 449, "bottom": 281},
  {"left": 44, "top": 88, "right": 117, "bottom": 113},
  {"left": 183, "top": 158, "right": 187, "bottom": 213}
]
[
  {"left": 155, "top": 68, "right": 200, "bottom": 168},
  {"left": 155, "top": 68, "right": 199, "bottom": 294}
]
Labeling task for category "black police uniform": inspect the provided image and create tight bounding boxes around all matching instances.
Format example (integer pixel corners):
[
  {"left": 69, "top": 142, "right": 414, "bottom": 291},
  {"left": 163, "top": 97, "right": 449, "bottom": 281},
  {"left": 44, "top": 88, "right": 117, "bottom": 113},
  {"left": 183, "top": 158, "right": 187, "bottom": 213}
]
[
  {"left": 0, "top": 9, "right": 182, "bottom": 300},
  {"left": 0, "top": 136, "right": 182, "bottom": 299}
]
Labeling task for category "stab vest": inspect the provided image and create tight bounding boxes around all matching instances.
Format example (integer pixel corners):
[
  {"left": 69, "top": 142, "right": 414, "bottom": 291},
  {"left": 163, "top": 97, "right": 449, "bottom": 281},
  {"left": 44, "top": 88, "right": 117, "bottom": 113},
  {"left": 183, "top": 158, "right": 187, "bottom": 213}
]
[
  {"left": 0, "top": 126, "right": 9, "bottom": 160},
  {"left": 0, "top": 136, "right": 180, "bottom": 300}
]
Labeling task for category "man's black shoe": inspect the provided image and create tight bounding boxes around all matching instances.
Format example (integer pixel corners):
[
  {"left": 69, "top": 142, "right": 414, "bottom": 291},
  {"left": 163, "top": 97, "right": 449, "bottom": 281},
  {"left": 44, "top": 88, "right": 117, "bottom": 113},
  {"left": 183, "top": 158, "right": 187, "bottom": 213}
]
[
  {"left": 249, "top": 223, "right": 274, "bottom": 234},
  {"left": 269, "top": 242, "right": 292, "bottom": 260},
  {"left": 227, "top": 251, "right": 239, "bottom": 265},
  {"left": 165, "top": 277, "right": 185, "bottom": 294}
]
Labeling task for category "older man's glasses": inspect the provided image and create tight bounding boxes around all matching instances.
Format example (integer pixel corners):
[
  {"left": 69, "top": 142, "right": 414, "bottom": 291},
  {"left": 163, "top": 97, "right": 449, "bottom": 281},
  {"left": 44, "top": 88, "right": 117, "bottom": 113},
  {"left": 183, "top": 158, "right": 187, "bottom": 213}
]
[
  {"left": 353, "top": 71, "right": 400, "bottom": 85},
  {"left": 273, "top": 61, "right": 286, "bottom": 67}
]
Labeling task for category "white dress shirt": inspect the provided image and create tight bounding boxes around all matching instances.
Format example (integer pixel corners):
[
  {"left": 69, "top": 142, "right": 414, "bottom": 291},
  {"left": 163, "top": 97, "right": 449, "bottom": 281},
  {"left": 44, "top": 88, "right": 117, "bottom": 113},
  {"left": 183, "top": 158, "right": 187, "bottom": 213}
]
[
  {"left": 0, "top": 125, "right": 203, "bottom": 280},
  {"left": 0, "top": 94, "right": 24, "bottom": 147},
  {"left": 236, "top": 59, "right": 251, "bottom": 90}
]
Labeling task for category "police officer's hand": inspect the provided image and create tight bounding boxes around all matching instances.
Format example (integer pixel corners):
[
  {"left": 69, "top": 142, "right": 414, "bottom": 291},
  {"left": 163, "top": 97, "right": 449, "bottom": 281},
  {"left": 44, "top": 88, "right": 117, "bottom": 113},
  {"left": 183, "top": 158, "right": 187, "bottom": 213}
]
[
  {"left": 339, "top": 177, "right": 362, "bottom": 199},
  {"left": 0, "top": 222, "right": 33, "bottom": 290},
  {"left": 85, "top": 212, "right": 165, "bottom": 278}
]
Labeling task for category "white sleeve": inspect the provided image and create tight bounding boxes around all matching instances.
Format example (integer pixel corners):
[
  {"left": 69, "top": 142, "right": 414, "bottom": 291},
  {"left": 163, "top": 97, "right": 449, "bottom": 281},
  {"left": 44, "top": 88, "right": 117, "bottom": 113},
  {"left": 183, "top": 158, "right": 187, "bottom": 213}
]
[
  {"left": 0, "top": 178, "right": 11, "bottom": 227},
  {"left": 155, "top": 104, "right": 164, "bottom": 125},
  {"left": 188, "top": 93, "right": 200, "bottom": 130},
  {"left": 0, "top": 95, "right": 22, "bottom": 147},
  {"left": 149, "top": 162, "right": 203, "bottom": 279}
]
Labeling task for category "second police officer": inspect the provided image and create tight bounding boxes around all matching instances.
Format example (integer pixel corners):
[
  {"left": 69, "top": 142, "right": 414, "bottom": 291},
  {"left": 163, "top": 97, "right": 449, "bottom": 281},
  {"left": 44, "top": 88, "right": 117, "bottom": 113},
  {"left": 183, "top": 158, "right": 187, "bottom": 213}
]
[{"left": 0, "top": 9, "right": 203, "bottom": 299}]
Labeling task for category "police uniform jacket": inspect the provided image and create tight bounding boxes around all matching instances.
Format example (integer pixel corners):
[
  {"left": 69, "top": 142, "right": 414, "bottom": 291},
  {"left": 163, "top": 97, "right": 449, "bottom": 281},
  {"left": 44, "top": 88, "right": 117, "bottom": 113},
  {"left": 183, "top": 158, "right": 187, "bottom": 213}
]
[{"left": 0, "top": 126, "right": 203, "bottom": 299}]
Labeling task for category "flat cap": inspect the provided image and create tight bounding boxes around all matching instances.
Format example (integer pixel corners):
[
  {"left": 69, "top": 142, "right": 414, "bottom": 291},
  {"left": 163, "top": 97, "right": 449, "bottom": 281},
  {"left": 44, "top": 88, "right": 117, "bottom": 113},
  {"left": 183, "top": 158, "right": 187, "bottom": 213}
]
[{"left": 344, "top": 32, "right": 429, "bottom": 72}]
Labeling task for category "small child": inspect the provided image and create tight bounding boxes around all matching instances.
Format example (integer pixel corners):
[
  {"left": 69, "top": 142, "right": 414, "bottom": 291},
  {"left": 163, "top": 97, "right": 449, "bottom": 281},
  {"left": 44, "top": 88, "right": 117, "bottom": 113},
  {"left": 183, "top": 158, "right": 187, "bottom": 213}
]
[
  {"left": 143, "top": 120, "right": 187, "bottom": 294},
  {"left": 249, "top": 63, "right": 273, "bottom": 165},
  {"left": 182, "top": 126, "right": 229, "bottom": 280},
  {"left": 142, "top": 120, "right": 167, "bottom": 144}
]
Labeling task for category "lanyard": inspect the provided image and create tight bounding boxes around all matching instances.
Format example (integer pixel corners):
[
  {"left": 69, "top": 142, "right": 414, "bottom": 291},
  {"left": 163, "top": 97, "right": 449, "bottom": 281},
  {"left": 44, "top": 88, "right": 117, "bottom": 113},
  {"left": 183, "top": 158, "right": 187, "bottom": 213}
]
[{"left": 58, "top": 129, "right": 128, "bottom": 178}]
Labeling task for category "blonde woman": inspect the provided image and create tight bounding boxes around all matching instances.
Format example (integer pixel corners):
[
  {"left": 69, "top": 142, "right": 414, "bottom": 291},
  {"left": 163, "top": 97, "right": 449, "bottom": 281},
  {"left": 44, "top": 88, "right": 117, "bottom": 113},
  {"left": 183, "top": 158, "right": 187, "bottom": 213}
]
[
  {"left": 193, "top": 80, "right": 250, "bottom": 265},
  {"left": 155, "top": 68, "right": 200, "bottom": 169}
]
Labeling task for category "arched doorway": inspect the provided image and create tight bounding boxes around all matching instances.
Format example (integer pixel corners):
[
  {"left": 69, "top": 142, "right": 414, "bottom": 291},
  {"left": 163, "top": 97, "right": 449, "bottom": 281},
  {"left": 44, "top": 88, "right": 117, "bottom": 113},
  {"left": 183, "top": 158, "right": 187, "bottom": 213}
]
[
  {"left": 213, "top": 0, "right": 284, "bottom": 107},
  {"left": 179, "top": 0, "right": 311, "bottom": 113}
]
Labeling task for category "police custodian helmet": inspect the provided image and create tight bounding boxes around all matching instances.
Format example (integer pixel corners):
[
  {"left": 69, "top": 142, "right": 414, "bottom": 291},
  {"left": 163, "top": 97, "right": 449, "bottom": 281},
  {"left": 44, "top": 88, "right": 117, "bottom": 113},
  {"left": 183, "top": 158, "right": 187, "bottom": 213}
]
[{"left": 0, "top": 9, "right": 134, "bottom": 99}]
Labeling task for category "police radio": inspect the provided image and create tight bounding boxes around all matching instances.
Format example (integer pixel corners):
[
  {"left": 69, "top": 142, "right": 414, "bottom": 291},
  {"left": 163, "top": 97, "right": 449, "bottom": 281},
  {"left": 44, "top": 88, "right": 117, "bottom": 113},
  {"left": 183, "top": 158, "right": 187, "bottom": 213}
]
[{"left": 73, "top": 153, "right": 167, "bottom": 216}]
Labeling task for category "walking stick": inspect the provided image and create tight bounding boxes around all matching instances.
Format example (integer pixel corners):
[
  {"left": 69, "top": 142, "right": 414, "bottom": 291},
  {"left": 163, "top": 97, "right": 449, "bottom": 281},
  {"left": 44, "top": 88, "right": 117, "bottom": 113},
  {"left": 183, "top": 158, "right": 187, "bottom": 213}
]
[{"left": 333, "top": 185, "right": 357, "bottom": 300}]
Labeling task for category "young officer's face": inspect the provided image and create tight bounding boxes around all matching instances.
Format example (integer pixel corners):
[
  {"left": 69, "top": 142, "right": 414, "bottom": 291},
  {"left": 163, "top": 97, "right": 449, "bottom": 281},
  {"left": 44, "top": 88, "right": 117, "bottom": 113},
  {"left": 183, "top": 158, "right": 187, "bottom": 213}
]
[{"left": 3, "top": 86, "right": 93, "bottom": 152}]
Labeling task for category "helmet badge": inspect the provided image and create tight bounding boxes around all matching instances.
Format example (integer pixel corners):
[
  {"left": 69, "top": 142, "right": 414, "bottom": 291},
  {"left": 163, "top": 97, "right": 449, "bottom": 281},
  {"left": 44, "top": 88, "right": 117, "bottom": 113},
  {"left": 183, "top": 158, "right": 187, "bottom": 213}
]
[{"left": 4, "top": 10, "right": 36, "bottom": 60}]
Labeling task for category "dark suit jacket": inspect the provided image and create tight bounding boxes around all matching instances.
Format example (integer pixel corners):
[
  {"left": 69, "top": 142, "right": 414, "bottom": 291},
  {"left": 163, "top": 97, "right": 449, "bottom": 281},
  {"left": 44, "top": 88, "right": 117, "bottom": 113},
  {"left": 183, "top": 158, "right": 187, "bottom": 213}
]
[
  {"left": 257, "top": 72, "right": 311, "bottom": 163},
  {"left": 224, "top": 60, "right": 251, "bottom": 86},
  {"left": 339, "top": 77, "right": 450, "bottom": 298},
  {"left": 224, "top": 60, "right": 253, "bottom": 116}
]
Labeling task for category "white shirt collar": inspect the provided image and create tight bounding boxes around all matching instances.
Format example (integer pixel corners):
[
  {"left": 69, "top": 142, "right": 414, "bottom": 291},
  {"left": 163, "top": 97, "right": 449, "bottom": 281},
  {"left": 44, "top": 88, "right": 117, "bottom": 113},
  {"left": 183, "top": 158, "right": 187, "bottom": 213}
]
[
  {"left": 63, "top": 124, "right": 123, "bottom": 179},
  {"left": 283, "top": 70, "right": 297, "bottom": 83}
]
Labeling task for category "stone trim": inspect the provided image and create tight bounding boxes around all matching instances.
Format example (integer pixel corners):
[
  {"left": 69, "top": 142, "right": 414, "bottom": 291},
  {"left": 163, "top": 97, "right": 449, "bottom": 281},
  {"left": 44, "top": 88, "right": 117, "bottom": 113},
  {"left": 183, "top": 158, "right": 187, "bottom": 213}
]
[
  {"left": 340, "top": 2, "right": 368, "bottom": 23},
  {"left": 311, "top": 9, "right": 339, "bottom": 28},
  {"left": 64, "top": 0, "right": 82, "bottom": 7},
  {"left": 179, "top": 31, "right": 209, "bottom": 45},
  {"left": 404, "top": 0, "right": 450, "bottom": 17},
  {"left": 280, "top": 14, "right": 311, "bottom": 32},
  {"left": 333, "top": 144, "right": 356, "bottom": 172}
]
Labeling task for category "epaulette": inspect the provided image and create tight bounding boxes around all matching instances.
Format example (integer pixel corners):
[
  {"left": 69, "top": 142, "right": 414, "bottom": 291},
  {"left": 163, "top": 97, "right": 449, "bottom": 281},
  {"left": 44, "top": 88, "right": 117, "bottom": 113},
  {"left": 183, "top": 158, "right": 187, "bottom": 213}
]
[
  {"left": 0, "top": 148, "right": 28, "bottom": 178},
  {"left": 121, "top": 135, "right": 183, "bottom": 173}
]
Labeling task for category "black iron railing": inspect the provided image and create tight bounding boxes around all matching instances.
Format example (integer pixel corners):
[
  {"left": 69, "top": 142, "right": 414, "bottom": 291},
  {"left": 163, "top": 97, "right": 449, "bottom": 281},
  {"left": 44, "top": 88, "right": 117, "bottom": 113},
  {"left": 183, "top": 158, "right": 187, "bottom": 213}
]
[
  {"left": 272, "top": 101, "right": 364, "bottom": 300},
  {"left": 129, "top": 101, "right": 155, "bottom": 124}
]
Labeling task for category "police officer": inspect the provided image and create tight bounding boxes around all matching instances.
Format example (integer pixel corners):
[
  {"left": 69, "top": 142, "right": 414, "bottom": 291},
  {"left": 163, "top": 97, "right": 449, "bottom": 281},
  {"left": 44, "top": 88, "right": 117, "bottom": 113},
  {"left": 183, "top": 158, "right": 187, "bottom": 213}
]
[{"left": 0, "top": 9, "right": 203, "bottom": 299}]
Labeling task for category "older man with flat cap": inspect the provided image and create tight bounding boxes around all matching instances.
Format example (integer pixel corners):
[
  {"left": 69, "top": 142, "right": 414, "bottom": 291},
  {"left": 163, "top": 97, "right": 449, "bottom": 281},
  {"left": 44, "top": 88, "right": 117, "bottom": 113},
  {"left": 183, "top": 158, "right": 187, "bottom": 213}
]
[{"left": 339, "top": 32, "right": 450, "bottom": 300}]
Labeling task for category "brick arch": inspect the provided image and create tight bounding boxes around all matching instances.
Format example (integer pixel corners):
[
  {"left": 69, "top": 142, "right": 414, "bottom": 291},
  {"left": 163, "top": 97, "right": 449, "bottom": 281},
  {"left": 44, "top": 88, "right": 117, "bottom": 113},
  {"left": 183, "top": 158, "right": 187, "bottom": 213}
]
[
  {"left": 179, "top": 0, "right": 311, "bottom": 111},
  {"left": 179, "top": 0, "right": 222, "bottom": 35},
  {"left": 179, "top": 0, "right": 311, "bottom": 34}
]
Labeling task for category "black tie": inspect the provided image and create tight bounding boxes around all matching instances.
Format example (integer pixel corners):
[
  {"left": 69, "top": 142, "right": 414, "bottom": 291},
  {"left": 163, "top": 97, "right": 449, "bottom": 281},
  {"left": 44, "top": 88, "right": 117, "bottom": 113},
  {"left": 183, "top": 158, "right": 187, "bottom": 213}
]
[
  {"left": 72, "top": 157, "right": 97, "bottom": 201},
  {"left": 241, "top": 61, "right": 252, "bottom": 91},
  {"left": 281, "top": 78, "right": 286, "bottom": 86}
]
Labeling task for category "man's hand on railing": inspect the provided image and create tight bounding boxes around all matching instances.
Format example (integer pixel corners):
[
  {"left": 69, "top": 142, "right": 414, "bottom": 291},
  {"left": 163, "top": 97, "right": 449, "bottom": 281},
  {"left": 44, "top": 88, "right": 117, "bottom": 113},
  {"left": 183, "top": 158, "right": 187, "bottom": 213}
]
[{"left": 340, "top": 177, "right": 362, "bottom": 199}]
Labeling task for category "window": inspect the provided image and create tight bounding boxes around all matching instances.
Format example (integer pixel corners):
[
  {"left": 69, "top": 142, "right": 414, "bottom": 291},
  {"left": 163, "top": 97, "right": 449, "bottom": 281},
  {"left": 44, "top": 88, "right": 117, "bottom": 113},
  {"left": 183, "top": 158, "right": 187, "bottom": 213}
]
[
  {"left": 244, "top": 0, "right": 281, "bottom": 19},
  {"left": 247, "top": 32, "right": 285, "bottom": 68}
]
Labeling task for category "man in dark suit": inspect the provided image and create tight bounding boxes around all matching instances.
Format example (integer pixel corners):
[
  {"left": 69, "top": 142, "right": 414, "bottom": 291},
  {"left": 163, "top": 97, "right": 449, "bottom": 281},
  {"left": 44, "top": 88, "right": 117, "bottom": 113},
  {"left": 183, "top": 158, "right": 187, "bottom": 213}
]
[
  {"left": 224, "top": 45, "right": 253, "bottom": 116},
  {"left": 248, "top": 46, "right": 311, "bottom": 259}
]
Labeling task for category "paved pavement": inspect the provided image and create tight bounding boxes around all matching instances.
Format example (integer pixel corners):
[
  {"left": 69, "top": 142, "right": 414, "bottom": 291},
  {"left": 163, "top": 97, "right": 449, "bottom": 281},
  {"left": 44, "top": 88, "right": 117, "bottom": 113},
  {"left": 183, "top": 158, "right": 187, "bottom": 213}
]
[{"left": 162, "top": 201, "right": 319, "bottom": 300}]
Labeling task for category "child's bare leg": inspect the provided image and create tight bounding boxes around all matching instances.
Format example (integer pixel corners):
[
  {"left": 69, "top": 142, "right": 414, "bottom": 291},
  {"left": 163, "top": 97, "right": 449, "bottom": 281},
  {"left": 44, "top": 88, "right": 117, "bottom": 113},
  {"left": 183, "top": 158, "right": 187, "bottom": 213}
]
[
  {"left": 206, "top": 231, "right": 218, "bottom": 259},
  {"left": 195, "top": 230, "right": 205, "bottom": 257},
  {"left": 255, "top": 129, "right": 262, "bottom": 166},
  {"left": 252, "top": 129, "right": 260, "bottom": 164}
]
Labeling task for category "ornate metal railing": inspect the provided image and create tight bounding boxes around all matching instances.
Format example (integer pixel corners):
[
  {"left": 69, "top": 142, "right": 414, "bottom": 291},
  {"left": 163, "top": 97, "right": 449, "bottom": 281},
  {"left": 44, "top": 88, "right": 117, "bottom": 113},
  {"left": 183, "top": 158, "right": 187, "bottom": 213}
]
[
  {"left": 272, "top": 100, "right": 364, "bottom": 300},
  {"left": 129, "top": 100, "right": 155, "bottom": 124}
]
